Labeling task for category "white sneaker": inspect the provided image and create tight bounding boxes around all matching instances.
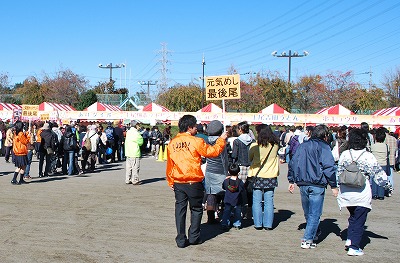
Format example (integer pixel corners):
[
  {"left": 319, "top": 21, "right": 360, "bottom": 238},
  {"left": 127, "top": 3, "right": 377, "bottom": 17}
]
[
  {"left": 301, "top": 241, "right": 317, "bottom": 249},
  {"left": 347, "top": 248, "right": 364, "bottom": 256},
  {"left": 345, "top": 239, "right": 351, "bottom": 248}
]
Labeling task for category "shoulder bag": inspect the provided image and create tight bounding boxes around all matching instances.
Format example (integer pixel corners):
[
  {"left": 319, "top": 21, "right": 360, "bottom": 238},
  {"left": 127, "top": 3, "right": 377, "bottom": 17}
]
[{"left": 246, "top": 145, "right": 274, "bottom": 193}]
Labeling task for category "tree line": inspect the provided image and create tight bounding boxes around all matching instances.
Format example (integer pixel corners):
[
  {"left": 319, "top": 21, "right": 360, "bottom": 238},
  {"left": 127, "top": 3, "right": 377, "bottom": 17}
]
[{"left": 1, "top": 67, "right": 399, "bottom": 114}]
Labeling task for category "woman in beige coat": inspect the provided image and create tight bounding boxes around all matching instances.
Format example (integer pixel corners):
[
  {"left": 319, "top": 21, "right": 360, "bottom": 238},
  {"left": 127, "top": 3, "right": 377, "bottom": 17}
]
[{"left": 4, "top": 125, "right": 15, "bottom": 163}]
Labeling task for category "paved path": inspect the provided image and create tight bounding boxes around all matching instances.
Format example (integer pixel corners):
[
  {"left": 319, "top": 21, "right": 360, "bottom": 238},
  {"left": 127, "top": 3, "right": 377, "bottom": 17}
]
[{"left": 0, "top": 156, "right": 399, "bottom": 262}]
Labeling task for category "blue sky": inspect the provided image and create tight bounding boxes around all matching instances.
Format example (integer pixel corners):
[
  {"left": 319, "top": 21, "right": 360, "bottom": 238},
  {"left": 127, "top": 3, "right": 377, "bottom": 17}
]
[{"left": 1, "top": 0, "right": 400, "bottom": 97}]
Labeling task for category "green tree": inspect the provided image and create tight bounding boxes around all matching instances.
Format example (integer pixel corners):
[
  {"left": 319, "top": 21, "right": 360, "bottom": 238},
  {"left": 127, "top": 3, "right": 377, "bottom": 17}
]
[
  {"left": 75, "top": 89, "right": 97, "bottom": 110},
  {"left": 258, "top": 73, "right": 293, "bottom": 112},
  {"left": 156, "top": 83, "right": 202, "bottom": 111}
]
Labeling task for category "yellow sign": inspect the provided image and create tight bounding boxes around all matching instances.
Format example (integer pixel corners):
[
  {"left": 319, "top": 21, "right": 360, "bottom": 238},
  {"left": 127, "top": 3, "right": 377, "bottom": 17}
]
[
  {"left": 40, "top": 114, "right": 50, "bottom": 121},
  {"left": 22, "top": 105, "right": 39, "bottom": 117},
  {"left": 205, "top": 74, "right": 241, "bottom": 100}
]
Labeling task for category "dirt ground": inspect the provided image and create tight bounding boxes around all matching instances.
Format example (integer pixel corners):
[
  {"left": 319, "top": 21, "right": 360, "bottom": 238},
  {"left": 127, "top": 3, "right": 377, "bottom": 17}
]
[{"left": 0, "top": 155, "right": 399, "bottom": 263}]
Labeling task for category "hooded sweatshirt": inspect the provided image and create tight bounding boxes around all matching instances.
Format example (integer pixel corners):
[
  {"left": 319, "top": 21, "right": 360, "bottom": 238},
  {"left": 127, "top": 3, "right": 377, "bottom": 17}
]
[{"left": 231, "top": 133, "right": 254, "bottom": 166}]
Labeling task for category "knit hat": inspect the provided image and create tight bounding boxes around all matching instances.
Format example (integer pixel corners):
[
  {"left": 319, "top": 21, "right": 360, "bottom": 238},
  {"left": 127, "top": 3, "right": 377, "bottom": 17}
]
[
  {"left": 42, "top": 123, "right": 50, "bottom": 130},
  {"left": 206, "top": 120, "right": 223, "bottom": 136}
]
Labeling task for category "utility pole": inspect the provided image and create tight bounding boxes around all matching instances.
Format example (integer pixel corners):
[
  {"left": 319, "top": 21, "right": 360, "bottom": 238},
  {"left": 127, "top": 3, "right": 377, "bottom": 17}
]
[
  {"left": 98, "top": 63, "right": 125, "bottom": 84},
  {"left": 272, "top": 50, "right": 308, "bottom": 83},
  {"left": 138, "top": 80, "right": 158, "bottom": 102},
  {"left": 202, "top": 55, "right": 206, "bottom": 108}
]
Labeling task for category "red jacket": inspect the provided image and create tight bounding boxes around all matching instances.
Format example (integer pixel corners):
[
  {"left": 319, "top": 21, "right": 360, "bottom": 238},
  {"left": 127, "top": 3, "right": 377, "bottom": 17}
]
[
  {"left": 166, "top": 132, "right": 226, "bottom": 187},
  {"left": 13, "top": 131, "right": 30, "bottom": 156}
]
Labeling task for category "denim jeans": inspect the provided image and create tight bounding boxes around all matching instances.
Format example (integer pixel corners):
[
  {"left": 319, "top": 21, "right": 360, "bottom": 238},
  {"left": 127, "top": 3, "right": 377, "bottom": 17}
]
[
  {"left": 299, "top": 185, "right": 325, "bottom": 241},
  {"left": 24, "top": 150, "right": 33, "bottom": 176},
  {"left": 221, "top": 203, "right": 242, "bottom": 227},
  {"left": 252, "top": 188, "right": 275, "bottom": 228},
  {"left": 63, "top": 150, "right": 75, "bottom": 175}
]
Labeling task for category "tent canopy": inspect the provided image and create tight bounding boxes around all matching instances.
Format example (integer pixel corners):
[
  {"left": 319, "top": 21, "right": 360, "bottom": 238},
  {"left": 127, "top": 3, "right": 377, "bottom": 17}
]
[
  {"left": 373, "top": 107, "right": 400, "bottom": 116},
  {"left": 84, "top": 102, "right": 121, "bottom": 111},
  {"left": 259, "top": 103, "right": 290, "bottom": 114},
  {"left": 315, "top": 104, "right": 354, "bottom": 115},
  {"left": 39, "top": 102, "right": 76, "bottom": 111},
  {"left": 197, "top": 103, "right": 223, "bottom": 113},
  {"left": 0, "top": 103, "right": 22, "bottom": 111},
  {"left": 141, "top": 103, "right": 170, "bottom": 112}
]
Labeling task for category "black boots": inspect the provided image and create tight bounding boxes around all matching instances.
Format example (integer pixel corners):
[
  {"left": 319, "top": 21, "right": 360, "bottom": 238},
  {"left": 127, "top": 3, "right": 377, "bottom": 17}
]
[
  {"left": 11, "top": 172, "right": 18, "bottom": 185},
  {"left": 11, "top": 172, "right": 27, "bottom": 185}
]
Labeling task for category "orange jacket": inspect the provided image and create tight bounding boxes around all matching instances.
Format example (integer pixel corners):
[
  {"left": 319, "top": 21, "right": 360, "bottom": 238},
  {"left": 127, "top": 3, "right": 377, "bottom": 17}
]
[
  {"left": 13, "top": 131, "right": 30, "bottom": 156},
  {"left": 166, "top": 132, "right": 226, "bottom": 187},
  {"left": 36, "top": 129, "right": 42, "bottom": 142}
]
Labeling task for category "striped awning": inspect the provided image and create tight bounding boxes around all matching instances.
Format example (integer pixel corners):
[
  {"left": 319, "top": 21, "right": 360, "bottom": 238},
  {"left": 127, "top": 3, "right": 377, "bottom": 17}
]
[
  {"left": 39, "top": 102, "right": 76, "bottom": 111},
  {"left": 84, "top": 102, "right": 122, "bottom": 111},
  {"left": 0, "top": 103, "right": 22, "bottom": 111},
  {"left": 373, "top": 107, "right": 400, "bottom": 116}
]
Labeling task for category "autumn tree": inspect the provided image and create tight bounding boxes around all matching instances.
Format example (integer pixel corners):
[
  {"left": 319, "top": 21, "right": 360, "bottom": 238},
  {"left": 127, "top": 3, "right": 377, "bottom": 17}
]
[
  {"left": 225, "top": 80, "right": 264, "bottom": 113},
  {"left": 382, "top": 68, "right": 400, "bottom": 107},
  {"left": 350, "top": 86, "right": 387, "bottom": 114},
  {"left": 294, "top": 75, "right": 324, "bottom": 113},
  {"left": 15, "top": 77, "right": 44, "bottom": 104},
  {"left": 41, "top": 69, "right": 88, "bottom": 106}
]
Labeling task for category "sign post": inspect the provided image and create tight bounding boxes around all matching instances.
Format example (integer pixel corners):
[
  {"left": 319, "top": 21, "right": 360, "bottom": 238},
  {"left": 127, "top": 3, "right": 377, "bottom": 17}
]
[{"left": 205, "top": 74, "right": 241, "bottom": 128}]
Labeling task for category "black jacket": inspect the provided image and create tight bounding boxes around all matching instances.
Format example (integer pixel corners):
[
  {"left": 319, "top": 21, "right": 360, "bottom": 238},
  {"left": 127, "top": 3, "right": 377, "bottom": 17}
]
[{"left": 62, "top": 131, "right": 77, "bottom": 151}]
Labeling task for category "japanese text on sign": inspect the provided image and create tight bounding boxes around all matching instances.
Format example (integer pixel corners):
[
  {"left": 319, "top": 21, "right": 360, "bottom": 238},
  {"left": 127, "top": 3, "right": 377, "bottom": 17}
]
[
  {"left": 22, "top": 105, "right": 39, "bottom": 117},
  {"left": 205, "top": 74, "right": 241, "bottom": 100}
]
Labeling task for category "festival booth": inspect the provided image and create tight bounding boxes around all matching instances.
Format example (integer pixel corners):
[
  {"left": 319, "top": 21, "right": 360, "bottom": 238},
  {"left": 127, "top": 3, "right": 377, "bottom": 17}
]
[
  {"left": 256, "top": 103, "right": 290, "bottom": 125},
  {"left": 315, "top": 104, "right": 355, "bottom": 115},
  {"left": 140, "top": 103, "right": 171, "bottom": 125},
  {"left": 197, "top": 103, "right": 224, "bottom": 113},
  {"left": 0, "top": 103, "right": 22, "bottom": 121},
  {"left": 84, "top": 102, "right": 122, "bottom": 112},
  {"left": 314, "top": 104, "right": 355, "bottom": 127},
  {"left": 79, "top": 102, "right": 122, "bottom": 122},
  {"left": 196, "top": 103, "right": 225, "bottom": 124},
  {"left": 373, "top": 107, "right": 400, "bottom": 116},
  {"left": 372, "top": 107, "right": 400, "bottom": 130},
  {"left": 38, "top": 102, "right": 76, "bottom": 121}
]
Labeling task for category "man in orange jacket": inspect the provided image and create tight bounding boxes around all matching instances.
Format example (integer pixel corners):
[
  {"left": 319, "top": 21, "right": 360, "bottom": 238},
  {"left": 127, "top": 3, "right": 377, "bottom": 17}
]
[{"left": 166, "top": 115, "right": 227, "bottom": 248}]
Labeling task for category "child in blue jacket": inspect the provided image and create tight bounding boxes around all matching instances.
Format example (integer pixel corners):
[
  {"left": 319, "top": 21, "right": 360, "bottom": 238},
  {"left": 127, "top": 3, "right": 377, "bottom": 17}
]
[{"left": 221, "top": 163, "right": 247, "bottom": 230}]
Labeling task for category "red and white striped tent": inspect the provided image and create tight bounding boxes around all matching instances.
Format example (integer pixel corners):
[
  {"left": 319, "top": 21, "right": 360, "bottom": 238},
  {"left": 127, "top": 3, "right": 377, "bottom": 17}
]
[
  {"left": 315, "top": 104, "right": 355, "bottom": 115},
  {"left": 141, "top": 103, "right": 170, "bottom": 112},
  {"left": 373, "top": 107, "right": 400, "bottom": 116},
  {"left": 259, "top": 103, "right": 290, "bottom": 114},
  {"left": 39, "top": 102, "right": 76, "bottom": 111},
  {"left": 197, "top": 103, "right": 224, "bottom": 113},
  {"left": 0, "top": 103, "right": 22, "bottom": 111},
  {"left": 84, "top": 102, "right": 121, "bottom": 111},
  {"left": 0, "top": 103, "right": 22, "bottom": 121}
]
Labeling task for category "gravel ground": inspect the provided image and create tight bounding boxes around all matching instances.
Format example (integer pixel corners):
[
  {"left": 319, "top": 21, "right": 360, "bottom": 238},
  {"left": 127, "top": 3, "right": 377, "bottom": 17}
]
[{"left": 0, "top": 156, "right": 399, "bottom": 263}]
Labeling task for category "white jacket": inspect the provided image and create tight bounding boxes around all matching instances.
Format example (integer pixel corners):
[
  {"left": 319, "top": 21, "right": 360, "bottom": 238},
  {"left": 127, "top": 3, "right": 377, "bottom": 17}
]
[{"left": 337, "top": 149, "right": 387, "bottom": 210}]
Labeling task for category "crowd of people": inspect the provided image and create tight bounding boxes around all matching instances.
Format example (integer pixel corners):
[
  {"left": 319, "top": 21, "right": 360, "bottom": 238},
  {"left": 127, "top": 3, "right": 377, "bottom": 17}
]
[
  {"left": 0, "top": 119, "right": 172, "bottom": 184},
  {"left": 1, "top": 116, "right": 395, "bottom": 256},
  {"left": 166, "top": 115, "right": 393, "bottom": 257}
]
